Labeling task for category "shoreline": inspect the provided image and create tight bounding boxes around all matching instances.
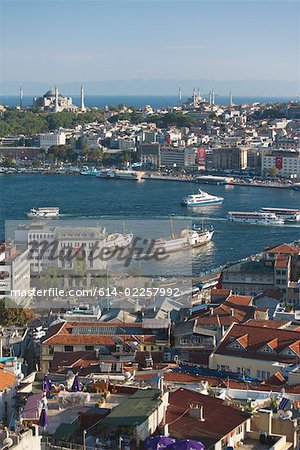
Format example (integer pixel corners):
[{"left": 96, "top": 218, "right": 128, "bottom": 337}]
[{"left": 1, "top": 171, "right": 297, "bottom": 190}]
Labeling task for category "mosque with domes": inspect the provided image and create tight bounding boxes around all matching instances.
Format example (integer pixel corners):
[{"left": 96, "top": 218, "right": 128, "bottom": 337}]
[{"left": 32, "top": 85, "right": 86, "bottom": 112}]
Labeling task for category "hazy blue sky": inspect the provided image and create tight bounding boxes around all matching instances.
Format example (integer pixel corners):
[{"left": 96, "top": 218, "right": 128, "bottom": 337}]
[{"left": 0, "top": 0, "right": 299, "bottom": 85}]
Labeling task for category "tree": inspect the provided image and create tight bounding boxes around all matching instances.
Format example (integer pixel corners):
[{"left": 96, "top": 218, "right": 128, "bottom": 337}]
[
  {"left": 269, "top": 167, "right": 278, "bottom": 178},
  {"left": 0, "top": 298, "right": 35, "bottom": 326}
]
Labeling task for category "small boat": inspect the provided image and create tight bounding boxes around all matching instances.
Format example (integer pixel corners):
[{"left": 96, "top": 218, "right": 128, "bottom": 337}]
[
  {"left": 181, "top": 189, "right": 224, "bottom": 207},
  {"left": 27, "top": 207, "right": 60, "bottom": 218},
  {"left": 228, "top": 211, "right": 284, "bottom": 225}
]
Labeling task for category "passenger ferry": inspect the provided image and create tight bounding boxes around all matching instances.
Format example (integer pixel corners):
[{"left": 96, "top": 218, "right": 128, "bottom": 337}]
[
  {"left": 260, "top": 207, "right": 300, "bottom": 222},
  {"left": 181, "top": 189, "right": 224, "bottom": 207},
  {"left": 97, "top": 170, "right": 144, "bottom": 181},
  {"left": 27, "top": 207, "right": 60, "bottom": 218},
  {"left": 80, "top": 167, "right": 101, "bottom": 176},
  {"left": 105, "top": 232, "right": 134, "bottom": 250},
  {"left": 228, "top": 211, "right": 284, "bottom": 225},
  {"left": 146, "top": 225, "right": 214, "bottom": 255}
]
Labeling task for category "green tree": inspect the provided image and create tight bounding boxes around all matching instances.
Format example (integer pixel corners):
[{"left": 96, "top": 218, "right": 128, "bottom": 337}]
[{"left": 0, "top": 298, "right": 35, "bottom": 326}]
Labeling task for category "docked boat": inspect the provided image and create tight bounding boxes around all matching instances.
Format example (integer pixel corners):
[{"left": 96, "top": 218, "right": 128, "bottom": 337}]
[
  {"left": 228, "top": 211, "right": 284, "bottom": 225},
  {"left": 260, "top": 207, "right": 300, "bottom": 222},
  {"left": 80, "top": 167, "right": 101, "bottom": 176},
  {"left": 181, "top": 189, "right": 224, "bottom": 207},
  {"left": 145, "top": 225, "right": 214, "bottom": 255},
  {"left": 105, "top": 232, "right": 134, "bottom": 250},
  {"left": 98, "top": 170, "right": 144, "bottom": 181},
  {"left": 27, "top": 207, "right": 60, "bottom": 218}
]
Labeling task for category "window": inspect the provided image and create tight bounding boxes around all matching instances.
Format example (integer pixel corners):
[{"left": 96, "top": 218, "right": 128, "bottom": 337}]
[
  {"left": 64, "top": 345, "right": 74, "bottom": 352},
  {"left": 85, "top": 345, "right": 94, "bottom": 351}
]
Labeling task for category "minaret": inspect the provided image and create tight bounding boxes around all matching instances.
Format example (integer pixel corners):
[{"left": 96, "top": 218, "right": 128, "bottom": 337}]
[
  {"left": 178, "top": 86, "right": 182, "bottom": 105},
  {"left": 209, "top": 90, "right": 212, "bottom": 106},
  {"left": 229, "top": 91, "right": 233, "bottom": 107},
  {"left": 192, "top": 87, "right": 196, "bottom": 108},
  {"left": 212, "top": 89, "right": 215, "bottom": 105},
  {"left": 80, "top": 85, "right": 86, "bottom": 112},
  {"left": 54, "top": 85, "right": 59, "bottom": 112},
  {"left": 19, "top": 86, "right": 23, "bottom": 109}
]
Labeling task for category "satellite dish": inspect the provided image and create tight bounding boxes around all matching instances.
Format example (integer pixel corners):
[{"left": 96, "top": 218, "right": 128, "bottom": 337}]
[
  {"left": 3, "top": 437, "right": 13, "bottom": 448},
  {"left": 277, "top": 410, "right": 285, "bottom": 419},
  {"left": 18, "top": 373, "right": 25, "bottom": 380},
  {"left": 284, "top": 411, "right": 293, "bottom": 420}
]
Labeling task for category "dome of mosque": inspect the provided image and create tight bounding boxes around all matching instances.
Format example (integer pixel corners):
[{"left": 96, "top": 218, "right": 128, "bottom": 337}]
[{"left": 44, "top": 88, "right": 56, "bottom": 98}]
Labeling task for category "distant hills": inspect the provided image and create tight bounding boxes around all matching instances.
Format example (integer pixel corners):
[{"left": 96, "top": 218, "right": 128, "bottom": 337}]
[{"left": 0, "top": 79, "right": 299, "bottom": 97}]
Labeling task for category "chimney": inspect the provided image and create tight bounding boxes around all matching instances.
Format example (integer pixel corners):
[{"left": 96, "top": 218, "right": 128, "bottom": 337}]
[
  {"left": 189, "top": 403, "right": 205, "bottom": 421},
  {"left": 231, "top": 308, "right": 235, "bottom": 316}
]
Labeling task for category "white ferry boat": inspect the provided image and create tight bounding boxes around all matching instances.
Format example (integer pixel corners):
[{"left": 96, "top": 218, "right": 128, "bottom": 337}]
[
  {"left": 181, "top": 189, "right": 224, "bottom": 207},
  {"left": 228, "top": 211, "right": 284, "bottom": 225},
  {"left": 105, "top": 232, "right": 133, "bottom": 250},
  {"left": 147, "top": 225, "right": 214, "bottom": 255},
  {"left": 27, "top": 207, "right": 60, "bottom": 218},
  {"left": 80, "top": 167, "right": 101, "bottom": 176},
  {"left": 98, "top": 170, "right": 144, "bottom": 181},
  {"left": 260, "top": 207, "right": 300, "bottom": 222}
]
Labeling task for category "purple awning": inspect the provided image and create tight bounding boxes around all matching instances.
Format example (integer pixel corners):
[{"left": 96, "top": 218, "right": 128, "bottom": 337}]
[
  {"left": 169, "top": 440, "right": 205, "bottom": 450},
  {"left": 146, "top": 436, "right": 176, "bottom": 449}
]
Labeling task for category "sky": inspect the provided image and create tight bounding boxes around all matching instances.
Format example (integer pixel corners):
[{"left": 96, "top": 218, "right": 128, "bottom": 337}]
[{"left": 0, "top": 0, "right": 299, "bottom": 93}]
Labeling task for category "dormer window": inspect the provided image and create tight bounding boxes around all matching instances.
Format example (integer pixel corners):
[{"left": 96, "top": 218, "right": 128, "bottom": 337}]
[{"left": 259, "top": 344, "right": 276, "bottom": 354}]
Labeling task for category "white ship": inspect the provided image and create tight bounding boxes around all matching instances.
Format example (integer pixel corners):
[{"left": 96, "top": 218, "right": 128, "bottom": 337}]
[
  {"left": 105, "top": 232, "right": 133, "bottom": 250},
  {"left": 27, "top": 207, "right": 60, "bottom": 218},
  {"left": 228, "top": 211, "right": 284, "bottom": 225},
  {"left": 80, "top": 167, "right": 101, "bottom": 176},
  {"left": 145, "top": 225, "right": 214, "bottom": 255},
  {"left": 260, "top": 207, "right": 300, "bottom": 222},
  {"left": 97, "top": 170, "right": 144, "bottom": 181},
  {"left": 181, "top": 189, "right": 224, "bottom": 207}
]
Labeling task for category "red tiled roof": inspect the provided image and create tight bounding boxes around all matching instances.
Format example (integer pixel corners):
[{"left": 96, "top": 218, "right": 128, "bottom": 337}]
[
  {"left": 265, "top": 243, "right": 299, "bottom": 255},
  {"left": 166, "top": 388, "right": 250, "bottom": 447},
  {"left": 225, "top": 295, "right": 253, "bottom": 306},
  {"left": 275, "top": 254, "right": 290, "bottom": 268},
  {"left": 195, "top": 302, "right": 254, "bottom": 326},
  {"left": 43, "top": 321, "right": 148, "bottom": 345},
  {"left": 51, "top": 351, "right": 98, "bottom": 371},
  {"left": 214, "top": 323, "right": 300, "bottom": 363},
  {"left": 0, "top": 370, "right": 16, "bottom": 391},
  {"left": 245, "top": 319, "right": 291, "bottom": 329},
  {"left": 211, "top": 289, "right": 231, "bottom": 296}
]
